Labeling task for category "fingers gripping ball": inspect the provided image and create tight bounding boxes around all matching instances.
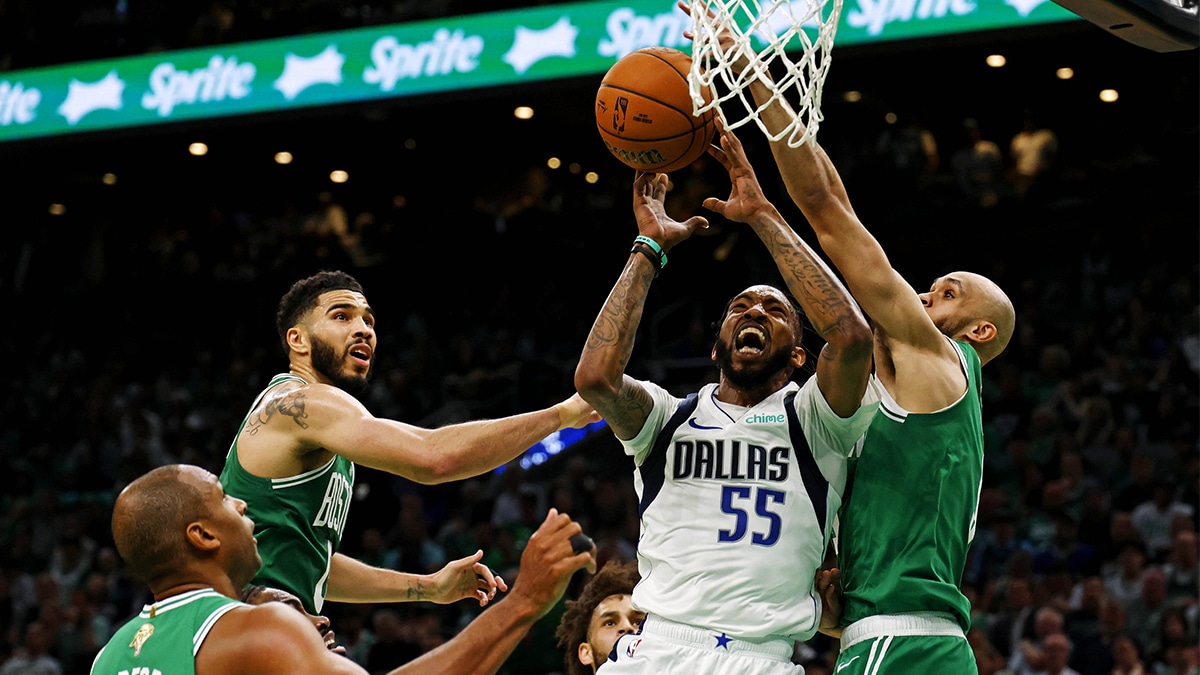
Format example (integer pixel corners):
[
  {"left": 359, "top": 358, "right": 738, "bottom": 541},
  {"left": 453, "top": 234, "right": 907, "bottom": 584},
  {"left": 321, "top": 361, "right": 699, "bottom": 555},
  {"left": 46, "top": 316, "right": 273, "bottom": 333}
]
[
  {"left": 569, "top": 533, "right": 594, "bottom": 555},
  {"left": 595, "top": 47, "right": 717, "bottom": 173}
]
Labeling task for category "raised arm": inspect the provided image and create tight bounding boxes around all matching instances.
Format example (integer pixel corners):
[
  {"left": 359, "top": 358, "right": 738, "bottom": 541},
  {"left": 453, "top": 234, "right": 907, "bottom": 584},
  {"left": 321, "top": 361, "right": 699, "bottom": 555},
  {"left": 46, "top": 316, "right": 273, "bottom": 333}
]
[
  {"left": 238, "top": 385, "right": 598, "bottom": 484},
  {"left": 574, "top": 171, "right": 708, "bottom": 440},
  {"left": 389, "top": 509, "right": 596, "bottom": 675},
  {"left": 680, "top": 1, "right": 943, "bottom": 353},
  {"left": 701, "top": 124, "right": 872, "bottom": 416}
]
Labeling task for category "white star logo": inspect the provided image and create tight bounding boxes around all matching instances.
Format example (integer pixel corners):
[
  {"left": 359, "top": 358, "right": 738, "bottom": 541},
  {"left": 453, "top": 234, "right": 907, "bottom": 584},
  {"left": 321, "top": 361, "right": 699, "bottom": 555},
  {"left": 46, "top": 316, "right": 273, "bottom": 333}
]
[
  {"left": 57, "top": 69, "right": 125, "bottom": 125},
  {"left": 1006, "top": 0, "right": 1049, "bottom": 17},
  {"left": 273, "top": 44, "right": 345, "bottom": 100},
  {"left": 503, "top": 16, "right": 579, "bottom": 75}
]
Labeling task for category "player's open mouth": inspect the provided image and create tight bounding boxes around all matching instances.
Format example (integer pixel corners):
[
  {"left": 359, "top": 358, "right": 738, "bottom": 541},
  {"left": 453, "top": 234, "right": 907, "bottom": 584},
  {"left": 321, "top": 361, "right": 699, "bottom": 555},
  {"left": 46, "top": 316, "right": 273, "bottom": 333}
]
[
  {"left": 735, "top": 326, "right": 766, "bottom": 355},
  {"left": 348, "top": 344, "right": 372, "bottom": 366},
  {"left": 323, "top": 631, "right": 337, "bottom": 648}
]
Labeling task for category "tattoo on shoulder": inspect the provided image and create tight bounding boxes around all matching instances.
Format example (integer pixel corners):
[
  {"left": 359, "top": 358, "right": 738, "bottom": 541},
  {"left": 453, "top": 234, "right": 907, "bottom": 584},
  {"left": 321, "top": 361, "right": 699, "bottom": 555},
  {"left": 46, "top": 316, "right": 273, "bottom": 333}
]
[{"left": 242, "top": 389, "right": 310, "bottom": 435}]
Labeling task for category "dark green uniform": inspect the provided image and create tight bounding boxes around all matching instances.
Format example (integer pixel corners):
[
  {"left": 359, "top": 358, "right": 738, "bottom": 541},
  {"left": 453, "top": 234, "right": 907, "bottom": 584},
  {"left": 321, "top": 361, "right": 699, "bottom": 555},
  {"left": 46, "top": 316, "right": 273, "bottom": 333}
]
[
  {"left": 90, "top": 588, "right": 243, "bottom": 675},
  {"left": 220, "top": 373, "right": 356, "bottom": 614},
  {"left": 833, "top": 340, "right": 983, "bottom": 674}
]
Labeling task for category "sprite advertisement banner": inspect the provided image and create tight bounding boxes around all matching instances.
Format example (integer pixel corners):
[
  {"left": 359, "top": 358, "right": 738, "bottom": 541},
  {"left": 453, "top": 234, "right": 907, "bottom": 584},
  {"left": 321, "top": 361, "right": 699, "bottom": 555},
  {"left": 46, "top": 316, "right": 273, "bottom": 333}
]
[{"left": 0, "top": 0, "right": 1078, "bottom": 142}]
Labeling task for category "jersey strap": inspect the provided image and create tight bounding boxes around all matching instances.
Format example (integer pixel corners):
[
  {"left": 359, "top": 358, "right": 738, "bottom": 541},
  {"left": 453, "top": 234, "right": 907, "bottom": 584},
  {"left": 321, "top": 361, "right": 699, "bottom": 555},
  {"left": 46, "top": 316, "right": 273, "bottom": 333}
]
[
  {"left": 783, "top": 391, "right": 828, "bottom": 537},
  {"left": 637, "top": 393, "right": 699, "bottom": 516}
]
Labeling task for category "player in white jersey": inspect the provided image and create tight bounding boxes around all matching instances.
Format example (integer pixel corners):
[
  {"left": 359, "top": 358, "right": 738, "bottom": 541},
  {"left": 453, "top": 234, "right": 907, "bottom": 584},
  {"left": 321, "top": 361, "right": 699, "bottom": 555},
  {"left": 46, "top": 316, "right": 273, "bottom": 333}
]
[{"left": 575, "top": 123, "right": 878, "bottom": 674}]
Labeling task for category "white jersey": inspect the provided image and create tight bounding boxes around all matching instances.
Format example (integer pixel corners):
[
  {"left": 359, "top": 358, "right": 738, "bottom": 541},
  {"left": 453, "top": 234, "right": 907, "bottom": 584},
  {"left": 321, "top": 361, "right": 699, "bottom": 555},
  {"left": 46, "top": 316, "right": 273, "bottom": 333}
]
[{"left": 620, "top": 377, "right": 878, "bottom": 642}]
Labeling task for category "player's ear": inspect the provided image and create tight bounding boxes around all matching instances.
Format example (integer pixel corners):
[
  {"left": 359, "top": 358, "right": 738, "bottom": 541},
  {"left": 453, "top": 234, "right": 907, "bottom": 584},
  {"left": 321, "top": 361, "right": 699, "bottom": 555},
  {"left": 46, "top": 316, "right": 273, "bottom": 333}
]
[
  {"left": 968, "top": 321, "right": 997, "bottom": 344},
  {"left": 711, "top": 344, "right": 718, "bottom": 362},
  {"left": 578, "top": 643, "right": 595, "bottom": 667},
  {"left": 185, "top": 520, "right": 220, "bottom": 553},
  {"left": 286, "top": 325, "right": 310, "bottom": 356},
  {"left": 790, "top": 345, "right": 807, "bottom": 369}
]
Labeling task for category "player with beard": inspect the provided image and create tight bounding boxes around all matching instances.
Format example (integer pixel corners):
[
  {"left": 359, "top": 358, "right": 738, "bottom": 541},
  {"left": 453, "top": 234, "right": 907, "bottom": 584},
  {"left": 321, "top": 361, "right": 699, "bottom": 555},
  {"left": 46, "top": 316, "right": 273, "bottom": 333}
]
[
  {"left": 696, "top": 18, "right": 1018, "bottom": 671},
  {"left": 573, "top": 124, "right": 877, "bottom": 674},
  {"left": 219, "top": 270, "right": 599, "bottom": 615}
]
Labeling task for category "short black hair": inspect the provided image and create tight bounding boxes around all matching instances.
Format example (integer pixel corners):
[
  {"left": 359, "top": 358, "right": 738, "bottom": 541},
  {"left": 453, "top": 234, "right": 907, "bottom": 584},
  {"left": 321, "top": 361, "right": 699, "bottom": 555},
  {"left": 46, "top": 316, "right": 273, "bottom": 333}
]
[
  {"left": 275, "top": 270, "right": 365, "bottom": 354},
  {"left": 111, "top": 466, "right": 211, "bottom": 586}
]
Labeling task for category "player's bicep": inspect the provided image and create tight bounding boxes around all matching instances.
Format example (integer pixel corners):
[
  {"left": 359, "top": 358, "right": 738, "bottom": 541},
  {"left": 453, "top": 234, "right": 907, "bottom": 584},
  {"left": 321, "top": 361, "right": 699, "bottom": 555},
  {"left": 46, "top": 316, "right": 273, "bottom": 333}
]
[
  {"left": 813, "top": 341, "right": 873, "bottom": 419},
  {"left": 595, "top": 375, "right": 655, "bottom": 441}
]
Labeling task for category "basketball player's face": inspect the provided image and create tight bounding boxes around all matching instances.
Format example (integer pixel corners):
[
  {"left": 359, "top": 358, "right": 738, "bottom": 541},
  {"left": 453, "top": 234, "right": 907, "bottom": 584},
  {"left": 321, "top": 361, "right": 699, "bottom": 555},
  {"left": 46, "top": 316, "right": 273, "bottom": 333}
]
[
  {"left": 309, "top": 290, "right": 375, "bottom": 395},
  {"left": 192, "top": 469, "right": 262, "bottom": 587},
  {"left": 919, "top": 276, "right": 974, "bottom": 338},
  {"left": 579, "top": 594, "right": 645, "bottom": 671},
  {"left": 713, "top": 286, "right": 800, "bottom": 390}
]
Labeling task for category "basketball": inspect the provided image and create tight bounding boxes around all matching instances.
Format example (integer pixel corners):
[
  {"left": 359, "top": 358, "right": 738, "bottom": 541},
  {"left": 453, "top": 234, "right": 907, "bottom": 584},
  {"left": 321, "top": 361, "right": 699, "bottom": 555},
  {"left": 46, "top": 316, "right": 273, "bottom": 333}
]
[{"left": 595, "top": 47, "right": 717, "bottom": 174}]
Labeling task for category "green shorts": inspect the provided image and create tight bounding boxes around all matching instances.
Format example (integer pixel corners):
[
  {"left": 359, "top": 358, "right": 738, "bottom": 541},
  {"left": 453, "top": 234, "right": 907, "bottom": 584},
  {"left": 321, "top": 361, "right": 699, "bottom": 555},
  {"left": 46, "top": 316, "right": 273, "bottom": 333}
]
[{"left": 833, "top": 614, "right": 975, "bottom": 675}]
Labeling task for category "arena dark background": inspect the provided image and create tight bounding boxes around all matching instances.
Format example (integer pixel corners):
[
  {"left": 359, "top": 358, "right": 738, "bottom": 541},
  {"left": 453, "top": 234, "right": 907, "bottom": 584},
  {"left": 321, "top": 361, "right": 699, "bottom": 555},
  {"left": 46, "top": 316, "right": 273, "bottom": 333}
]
[{"left": 0, "top": 2, "right": 1197, "bottom": 674}]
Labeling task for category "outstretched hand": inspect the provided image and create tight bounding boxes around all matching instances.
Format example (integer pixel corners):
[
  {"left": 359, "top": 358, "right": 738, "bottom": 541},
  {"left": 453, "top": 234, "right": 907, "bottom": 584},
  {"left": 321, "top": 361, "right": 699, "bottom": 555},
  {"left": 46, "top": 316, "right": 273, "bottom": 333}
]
[
  {"left": 632, "top": 171, "right": 708, "bottom": 252},
  {"left": 430, "top": 550, "right": 509, "bottom": 607},
  {"left": 703, "top": 121, "right": 775, "bottom": 226}
]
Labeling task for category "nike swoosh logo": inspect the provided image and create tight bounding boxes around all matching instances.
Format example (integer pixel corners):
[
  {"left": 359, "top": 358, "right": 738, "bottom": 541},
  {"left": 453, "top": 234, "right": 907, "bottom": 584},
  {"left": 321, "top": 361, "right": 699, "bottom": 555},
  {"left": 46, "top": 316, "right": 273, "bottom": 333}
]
[
  {"left": 687, "top": 419, "right": 722, "bottom": 430},
  {"left": 837, "top": 655, "right": 861, "bottom": 672}
]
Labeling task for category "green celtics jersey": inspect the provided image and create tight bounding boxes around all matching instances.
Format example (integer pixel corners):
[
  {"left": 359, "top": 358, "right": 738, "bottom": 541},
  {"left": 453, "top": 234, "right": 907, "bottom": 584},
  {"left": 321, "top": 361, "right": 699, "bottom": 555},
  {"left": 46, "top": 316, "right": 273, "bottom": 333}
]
[
  {"left": 91, "top": 588, "right": 244, "bottom": 675},
  {"left": 219, "top": 373, "right": 356, "bottom": 614},
  {"left": 838, "top": 341, "right": 984, "bottom": 632}
]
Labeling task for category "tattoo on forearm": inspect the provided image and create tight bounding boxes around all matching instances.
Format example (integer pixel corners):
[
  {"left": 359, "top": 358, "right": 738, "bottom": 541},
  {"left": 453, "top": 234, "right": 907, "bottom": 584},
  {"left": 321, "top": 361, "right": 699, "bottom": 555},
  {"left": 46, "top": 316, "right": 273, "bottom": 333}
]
[
  {"left": 583, "top": 259, "right": 657, "bottom": 432},
  {"left": 406, "top": 579, "right": 426, "bottom": 601},
  {"left": 583, "top": 259, "right": 655, "bottom": 368},
  {"left": 242, "top": 389, "right": 310, "bottom": 434},
  {"left": 755, "top": 217, "right": 861, "bottom": 343}
]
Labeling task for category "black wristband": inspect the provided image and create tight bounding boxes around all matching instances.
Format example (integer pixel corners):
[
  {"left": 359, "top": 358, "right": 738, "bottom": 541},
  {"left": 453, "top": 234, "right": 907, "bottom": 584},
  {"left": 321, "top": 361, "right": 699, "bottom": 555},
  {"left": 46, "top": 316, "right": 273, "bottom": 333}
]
[{"left": 631, "top": 243, "right": 663, "bottom": 276}]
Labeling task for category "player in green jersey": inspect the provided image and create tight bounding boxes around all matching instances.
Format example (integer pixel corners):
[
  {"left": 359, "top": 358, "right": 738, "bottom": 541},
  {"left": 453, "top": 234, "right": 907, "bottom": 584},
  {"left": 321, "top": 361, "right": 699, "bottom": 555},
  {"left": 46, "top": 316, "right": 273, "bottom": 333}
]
[
  {"left": 92, "top": 464, "right": 596, "bottom": 675},
  {"left": 220, "top": 270, "right": 600, "bottom": 614},
  {"left": 679, "top": 9, "right": 1016, "bottom": 671},
  {"left": 723, "top": 61, "right": 1014, "bottom": 675}
]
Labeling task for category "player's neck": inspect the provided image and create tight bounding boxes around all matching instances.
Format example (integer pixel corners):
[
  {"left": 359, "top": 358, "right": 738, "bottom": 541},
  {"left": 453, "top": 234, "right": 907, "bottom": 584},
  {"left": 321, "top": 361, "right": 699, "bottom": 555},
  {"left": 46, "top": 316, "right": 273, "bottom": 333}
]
[{"left": 714, "top": 377, "right": 786, "bottom": 408}]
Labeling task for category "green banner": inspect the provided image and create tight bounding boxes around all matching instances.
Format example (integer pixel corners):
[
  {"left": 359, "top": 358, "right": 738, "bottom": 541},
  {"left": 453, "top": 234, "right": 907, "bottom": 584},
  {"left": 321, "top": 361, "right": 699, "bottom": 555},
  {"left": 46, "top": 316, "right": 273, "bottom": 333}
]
[{"left": 0, "top": 0, "right": 1078, "bottom": 142}]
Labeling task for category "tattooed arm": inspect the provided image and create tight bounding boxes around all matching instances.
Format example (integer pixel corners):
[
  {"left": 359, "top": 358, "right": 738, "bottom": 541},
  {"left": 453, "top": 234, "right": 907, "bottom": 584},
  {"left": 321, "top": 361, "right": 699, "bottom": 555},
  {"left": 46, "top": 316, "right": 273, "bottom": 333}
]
[
  {"left": 326, "top": 551, "right": 507, "bottom": 606},
  {"left": 702, "top": 125, "right": 872, "bottom": 416},
  {"left": 574, "top": 172, "right": 709, "bottom": 441}
]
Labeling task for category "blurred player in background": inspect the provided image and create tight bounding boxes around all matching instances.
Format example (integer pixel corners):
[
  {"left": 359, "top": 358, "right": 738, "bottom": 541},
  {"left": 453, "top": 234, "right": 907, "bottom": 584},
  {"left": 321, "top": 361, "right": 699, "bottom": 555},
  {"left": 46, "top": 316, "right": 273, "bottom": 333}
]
[
  {"left": 573, "top": 122, "right": 876, "bottom": 673},
  {"left": 555, "top": 559, "right": 644, "bottom": 674},
  {"left": 219, "top": 270, "right": 599, "bottom": 614},
  {"left": 92, "top": 464, "right": 596, "bottom": 675}
]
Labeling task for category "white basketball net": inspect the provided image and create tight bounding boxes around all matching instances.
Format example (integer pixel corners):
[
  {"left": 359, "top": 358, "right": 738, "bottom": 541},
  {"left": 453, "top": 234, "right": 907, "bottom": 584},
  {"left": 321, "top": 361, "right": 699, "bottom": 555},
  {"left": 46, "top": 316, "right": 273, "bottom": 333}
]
[{"left": 689, "top": 0, "right": 843, "bottom": 147}]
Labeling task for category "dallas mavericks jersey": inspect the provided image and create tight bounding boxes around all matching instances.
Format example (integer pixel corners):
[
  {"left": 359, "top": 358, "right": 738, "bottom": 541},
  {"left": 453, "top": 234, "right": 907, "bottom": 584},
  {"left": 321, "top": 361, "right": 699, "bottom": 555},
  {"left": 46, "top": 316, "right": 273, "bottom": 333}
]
[
  {"left": 91, "top": 588, "right": 244, "bottom": 675},
  {"left": 219, "top": 373, "right": 356, "bottom": 614},
  {"left": 838, "top": 340, "right": 984, "bottom": 632},
  {"left": 621, "top": 377, "right": 878, "bottom": 642}
]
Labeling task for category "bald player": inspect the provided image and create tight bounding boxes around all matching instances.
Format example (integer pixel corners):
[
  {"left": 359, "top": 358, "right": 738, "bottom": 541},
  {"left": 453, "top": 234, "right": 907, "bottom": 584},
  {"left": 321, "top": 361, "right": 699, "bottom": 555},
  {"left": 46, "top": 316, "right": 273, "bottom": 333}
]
[
  {"left": 91, "top": 465, "right": 595, "bottom": 675},
  {"left": 702, "top": 19, "right": 1017, "bottom": 672}
]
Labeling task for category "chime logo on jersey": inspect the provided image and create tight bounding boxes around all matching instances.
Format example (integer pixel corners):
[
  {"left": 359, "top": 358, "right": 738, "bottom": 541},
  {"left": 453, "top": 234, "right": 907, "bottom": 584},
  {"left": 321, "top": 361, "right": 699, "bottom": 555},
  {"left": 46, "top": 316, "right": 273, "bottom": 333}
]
[
  {"left": 672, "top": 440, "right": 790, "bottom": 482},
  {"left": 312, "top": 472, "right": 351, "bottom": 538},
  {"left": 129, "top": 623, "right": 154, "bottom": 657}
]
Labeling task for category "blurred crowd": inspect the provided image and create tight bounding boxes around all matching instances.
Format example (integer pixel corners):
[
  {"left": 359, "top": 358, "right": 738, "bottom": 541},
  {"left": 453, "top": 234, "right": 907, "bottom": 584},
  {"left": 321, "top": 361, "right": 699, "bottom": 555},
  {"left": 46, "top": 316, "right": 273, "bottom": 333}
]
[{"left": 0, "top": 3, "right": 1197, "bottom": 674}]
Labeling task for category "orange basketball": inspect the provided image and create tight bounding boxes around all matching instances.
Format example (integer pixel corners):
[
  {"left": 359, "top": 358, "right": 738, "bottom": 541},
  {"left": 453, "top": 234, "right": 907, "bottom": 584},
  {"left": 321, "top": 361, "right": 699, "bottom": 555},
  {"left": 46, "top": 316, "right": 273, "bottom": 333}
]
[{"left": 595, "top": 47, "right": 717, "bottom": 174}]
